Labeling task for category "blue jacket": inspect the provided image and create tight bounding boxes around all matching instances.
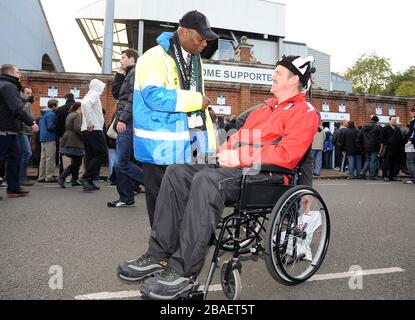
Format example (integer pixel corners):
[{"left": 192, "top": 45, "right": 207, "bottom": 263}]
[
  {"left": 132, "top": 32, "right": 216, "bottom": 165},
  {"left": 39, "top": 108, "right": 57, "bottom": 142}
]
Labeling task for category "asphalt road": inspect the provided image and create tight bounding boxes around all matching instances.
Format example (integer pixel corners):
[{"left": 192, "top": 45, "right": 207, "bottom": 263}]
[{"left": 0, "top": 179, "right": 414, "bottom": 300}]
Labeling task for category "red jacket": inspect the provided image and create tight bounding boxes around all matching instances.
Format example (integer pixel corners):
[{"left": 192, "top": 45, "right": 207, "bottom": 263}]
[{"left": 218, "top": 93, "right": 319, "bottom": 169}]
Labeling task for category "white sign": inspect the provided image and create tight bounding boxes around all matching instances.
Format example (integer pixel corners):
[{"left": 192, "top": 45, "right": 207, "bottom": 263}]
[
  {"left": 48, "top": 86, "right": 58, "bottom": 97},
  {"left": 40, "top": 97, "right": 82, "bottom": 108},
  {"left": 71, "top": 87, "right": 80, "bottom": 99},
  {"left": 389, "top": 107, "right": 396, "bottom": 116},
  {"left": 339, "top": 104, "right": 346, "bottom": 113},
  {"left": 203, "top": 64, "right": 273, "bottom": 86},
  {"left": 217, "top": 95, "right": 226, "bottom": 106},
  {"left": 210, "top": 105, "right": 232, "bottom": 116},
  {"left": 322, "top": 103, "right": 330, "bottom": 112},
  {"left": 320, "top": 112, "right": 350, "bottom": 121},
  {"left": 376, "top": 106, "right": 383, "bottom": 115},
  {"left": 378, "top": 116, "right": 400, "bottom": 124}
]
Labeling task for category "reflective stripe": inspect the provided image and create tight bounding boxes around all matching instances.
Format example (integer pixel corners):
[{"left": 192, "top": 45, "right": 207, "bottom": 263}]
[
  {"left": 140, "top": 79, "right": 165, "bottom": 90},
  {"left": 175, "top": 90, "right": 185, "bottom": 112},
  {"left": 135, "top": 128, "right": 190, "bottom": 141}
]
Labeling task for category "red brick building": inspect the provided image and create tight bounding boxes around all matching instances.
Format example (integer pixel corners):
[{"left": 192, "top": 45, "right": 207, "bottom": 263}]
[{"left": 21, "top": 43, "right": 414, "bottom": 130}]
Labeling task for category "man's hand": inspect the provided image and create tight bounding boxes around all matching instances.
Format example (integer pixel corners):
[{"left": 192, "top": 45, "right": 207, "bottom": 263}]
[
  {"left": 87, "top": 126, "right": 94, "bottom": 132},
  {"left": 217, "top": 150, "right": 241, "bottom": 168},
  {"left": 31, "top": 123, "right": 39, "bottom": 133},
  {"left": 201, "top": 96, "right": 211, "bottom": 110},
  {"left": 117, "top": 121, "right": 127, "bottom": 133}
]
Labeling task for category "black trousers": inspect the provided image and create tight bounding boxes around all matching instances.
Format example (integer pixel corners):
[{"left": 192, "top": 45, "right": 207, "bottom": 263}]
[
  {"left": 382, "top": 153, "right": 400, "bottom": 179},
  {"left": 60, "top": 155, "right": 82, "bottom": 181},
  {"left": 142, "top": 163, "right": 167, "bottom": 227},
  {"left": 82, "top": 131, "right": 107, "bottom": 180},
  {"left": 147, "top": 164, "right": 248, "bottom": 277}
]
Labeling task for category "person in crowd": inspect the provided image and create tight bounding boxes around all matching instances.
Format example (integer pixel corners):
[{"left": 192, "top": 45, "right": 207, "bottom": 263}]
[
  {"left": 380, "top": 116, "right": 405, "bottom": 181},
  {"left": 358, "top": 115, "right": 381, "bottom": 180},
  {"left": 55, "top": 93, "right": 76, "bottom": 175},
  {"left": 19, "top": 86, "right": 35, "bottom": 186},
  {"left": 404, "top": 107, "right": 415, "bottom": 184},
  {"left": 38, "top": 99, "right": 58, "bottom": 183},
  {"left": 79, "top": 79, "right": 108, "bottom": 192},
  {"left": 342, "top": 120, "right": 362, "bottom": 179},
  {"left": 323, "top": 127, "right": 333, "bottom": 169},
  {"left": 131, "top": 10, "right": 218, "bottom": 224},
  {"left": 57, "top": 102, "right": 84, "bottom": 188},
  {"left": 337, "top": 120, "right": 349, "bottom": 173},
  {"left": 0, "top": 64, "right": 39, "bottom": 198},
  {"left": 106, "top": 114, "right": 117, "bottom": 186},
  {"left": 107, "top": 49, "right": 144, "bottom": 208},
  {"left": 225, "top": 114, "right": 237, "bottom": 132},
  {"left": 311, "top": 125, "right": 325, "bottom": 176},
  {"left": 117, "top": 55, "right": 319, "bottom": 300}
]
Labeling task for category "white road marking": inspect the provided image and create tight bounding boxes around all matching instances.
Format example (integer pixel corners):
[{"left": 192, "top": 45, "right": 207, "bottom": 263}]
[
  {"left": 308, "top": 267, "right": 405, "bottom": 281},
  {"left": 74, "top": 267, "right": 404, "bottom": 300},
  {"left": 75, "top": 290, "right": 140, "bottom": 300},
  {"left": 74, "top": 284, "right": 223, "bottom": 300},
  {"left": 364, "top": 183, "right": 391, "bottom": 185},
  {"left": 317, "top": 184, "right": 348, "bottom": 186}
]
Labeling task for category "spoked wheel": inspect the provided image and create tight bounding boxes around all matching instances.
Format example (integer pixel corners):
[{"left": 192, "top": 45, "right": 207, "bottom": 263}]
[
  {"left": 217, "top": 216, "right": 267, "bottom": 252},
  {"left": 220, "top": 261, "right": 242, "bottom": 300},
  {"left": 265, "top": 185, "right": 330, "bottom": 285}
]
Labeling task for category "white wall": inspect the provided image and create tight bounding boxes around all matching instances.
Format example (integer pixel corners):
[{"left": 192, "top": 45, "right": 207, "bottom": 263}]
[
  {"left": 76, "top": 0, "right": 286, "bottom": 37},
  {"left": 0, "top": 0, "right": 63, "bottom": 71}
]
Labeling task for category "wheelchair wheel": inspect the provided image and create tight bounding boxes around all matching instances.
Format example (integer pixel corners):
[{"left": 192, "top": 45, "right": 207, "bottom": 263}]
[
  {"left": 220, "top": 261, "right": 242, "bottom": 300},
  {"left": 265, "top": 185, "right": 330, "bottom": 285}
]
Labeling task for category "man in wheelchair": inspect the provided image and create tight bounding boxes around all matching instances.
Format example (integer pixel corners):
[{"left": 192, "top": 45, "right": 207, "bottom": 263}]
[{"left": 117, "top": 55, "right": 320, "bottom": 300}]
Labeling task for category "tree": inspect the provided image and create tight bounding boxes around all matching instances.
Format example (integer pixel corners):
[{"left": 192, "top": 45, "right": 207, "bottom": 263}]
[
  {"left": 396, "top": 80, "right": 415, "bottom": 97},
  {"left": 345, "top": 53, "right": 392, "bottom": 95},
  {"left": 383, "top": 66, "right": 415, "bottom": 96}
]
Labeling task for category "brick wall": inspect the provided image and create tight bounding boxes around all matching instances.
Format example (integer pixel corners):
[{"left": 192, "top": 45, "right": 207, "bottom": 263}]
[{"left": 21, "top": 69, "right": 414, "bottom": 128}]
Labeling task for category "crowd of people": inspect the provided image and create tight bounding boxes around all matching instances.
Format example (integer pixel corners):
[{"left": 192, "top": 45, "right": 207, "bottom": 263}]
[
  {"left": 310, "top": 113, "right": 415, "bottom": 183},
  {"left": 1, "top": 9, "right": 414, "bottom": 300}
]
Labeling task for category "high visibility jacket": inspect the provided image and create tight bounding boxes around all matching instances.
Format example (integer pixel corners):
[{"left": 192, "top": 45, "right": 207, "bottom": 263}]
[
  {"left": 133, "top": 32, "right": 216, "bottom": 165},
  {"left": 218, "top": 93, "right": 320, "bottom": 169}
]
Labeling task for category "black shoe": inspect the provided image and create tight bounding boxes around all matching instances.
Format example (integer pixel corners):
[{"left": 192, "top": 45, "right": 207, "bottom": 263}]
[
  {"left": 107, "top": 200, "right": 135, "bottom": 208},
  {"left": 57, "top": 177, "right": 66, "bottom": 188},
  {"left": 92, "top": 182, "right": 100, "bottom": 190},
  {"left": 80, "top": 179, "right": 95, "bottom": 192},
  {"left": 71, "top": 180, "right": 82, "bottom": 187},
  {"left": 117, "top": 254, "right": 165, "bottom": 282},
  {"left": 140, "top": 267, "right": 197, "bottom": 300}
]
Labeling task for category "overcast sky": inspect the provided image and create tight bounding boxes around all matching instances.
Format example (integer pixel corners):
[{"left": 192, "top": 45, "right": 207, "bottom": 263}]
[{"left": 41, "top": 0, "right": 414, "bottom": 74}]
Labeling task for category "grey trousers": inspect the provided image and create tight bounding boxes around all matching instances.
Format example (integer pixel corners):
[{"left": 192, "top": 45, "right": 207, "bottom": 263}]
[{"left": 147, "top": 164, "right": 244, "bottom": 277}]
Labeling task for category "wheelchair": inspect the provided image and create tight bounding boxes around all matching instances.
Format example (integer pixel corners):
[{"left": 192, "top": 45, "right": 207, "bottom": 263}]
[{"left": 184, "top": 164, "right": 330, "bottom": 300}]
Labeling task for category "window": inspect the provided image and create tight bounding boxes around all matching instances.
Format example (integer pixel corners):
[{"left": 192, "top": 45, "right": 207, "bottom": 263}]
[
  {"left": 339, "top": 103, "right": 346, "bottom": 113},
  {"left": 389, "top": 105, "right": 396, "bottom": 116},
  {"left": 322, "top": 102, "right": 330, "bottom": 112},
  {"left": 375, "top": 105, "right": 383, "bottom": 115}
]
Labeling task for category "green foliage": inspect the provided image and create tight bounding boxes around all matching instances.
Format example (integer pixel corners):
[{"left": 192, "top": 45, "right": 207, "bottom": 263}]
[
  {"left": 345, "top": 53, "right": 392, "bottom": 95},
  {"left": 383, "top": 66, "right": 415, "bottom": 96},
  {"left": 395, "top": 80, "right": 415, "bottom": 97}
]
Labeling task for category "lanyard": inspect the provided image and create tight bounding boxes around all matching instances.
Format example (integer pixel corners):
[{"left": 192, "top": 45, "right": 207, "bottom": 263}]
[{"left": 172, "top": 32, "right": 192, "bottom": 90}]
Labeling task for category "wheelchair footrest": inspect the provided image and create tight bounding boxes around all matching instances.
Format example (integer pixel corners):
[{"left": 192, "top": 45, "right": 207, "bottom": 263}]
[{"left": 178, "top": 290, "right": 204, "bottom": 300}]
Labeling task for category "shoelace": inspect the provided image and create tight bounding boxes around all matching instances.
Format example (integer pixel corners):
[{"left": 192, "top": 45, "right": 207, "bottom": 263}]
[
  {"left": 159, "top": 267, "right": 178, "bottom": 280},
  {"left": 136, "top": 254, "right": 153, "bottom": 266}
]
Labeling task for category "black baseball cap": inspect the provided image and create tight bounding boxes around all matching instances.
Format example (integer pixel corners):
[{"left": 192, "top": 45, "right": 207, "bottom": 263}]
[{"left": 179, "top": 10, "right": 219, "bottom": 41}]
